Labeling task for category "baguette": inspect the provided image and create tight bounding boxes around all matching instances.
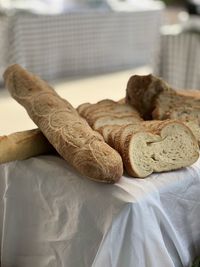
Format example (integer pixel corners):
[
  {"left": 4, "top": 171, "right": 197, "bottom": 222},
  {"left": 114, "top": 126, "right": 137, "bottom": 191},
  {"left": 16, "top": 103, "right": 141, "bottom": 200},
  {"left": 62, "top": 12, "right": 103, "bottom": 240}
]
[
  {"left": 0, "top": 129, "right": 54, "bottom": 164},
  {"left": 4, "top": 64, "right": 123, "bottom": 183}
]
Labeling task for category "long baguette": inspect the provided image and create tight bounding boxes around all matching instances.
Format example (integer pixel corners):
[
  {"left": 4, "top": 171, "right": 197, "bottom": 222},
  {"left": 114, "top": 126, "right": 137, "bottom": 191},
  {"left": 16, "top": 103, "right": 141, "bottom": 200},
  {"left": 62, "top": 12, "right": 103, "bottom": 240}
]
[
  {"left": 0, "top": 129, "right": 54, "bottom": 164},
  {"left": 3, "top": 64, "right": 123, "bottom": 183}
]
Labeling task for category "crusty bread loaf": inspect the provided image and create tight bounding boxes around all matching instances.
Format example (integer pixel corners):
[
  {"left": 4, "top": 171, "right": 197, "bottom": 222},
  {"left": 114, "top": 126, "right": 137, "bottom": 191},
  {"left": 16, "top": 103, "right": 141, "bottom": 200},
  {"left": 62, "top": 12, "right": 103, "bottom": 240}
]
[
  {"left": 78, "top": 99, "right": 199, "bottom": 177},
  {"left": 126, "top": 74, "right": 174, "bottom": 119},
  {"left": 0, "top": 129, "right": 54, "bottom": 164},
  {"left": 126, "top": 74, "right": 200, "bottom": 120},
  {"left": 125, "top": 74, "right": 200, "bottom": 146},
  {"left": 4, "top": 64, "right": 123, "bottom": 183}
]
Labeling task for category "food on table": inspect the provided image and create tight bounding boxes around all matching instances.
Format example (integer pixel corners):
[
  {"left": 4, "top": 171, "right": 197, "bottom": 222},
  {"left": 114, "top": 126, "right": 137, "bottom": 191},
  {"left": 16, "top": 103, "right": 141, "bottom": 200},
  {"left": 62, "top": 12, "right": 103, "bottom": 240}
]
[
  {"left": 1, "top": 66, "right": 199, "bottom": 180},
  {"left": 78, "top": 100, "right": 199, "bottom": 177},
  {"left": 3, "top": 64, "right": 123, "bottom": 183},
  {"left": 126, "top": 74, "right": 200, "bottom": 146}
]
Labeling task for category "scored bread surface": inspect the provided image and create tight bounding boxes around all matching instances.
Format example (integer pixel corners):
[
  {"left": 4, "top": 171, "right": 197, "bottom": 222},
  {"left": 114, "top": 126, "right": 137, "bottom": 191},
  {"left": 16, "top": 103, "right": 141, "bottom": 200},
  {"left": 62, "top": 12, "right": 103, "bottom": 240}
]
[{"left": 3, "top": 64, "right": 123, "bottom": 183}]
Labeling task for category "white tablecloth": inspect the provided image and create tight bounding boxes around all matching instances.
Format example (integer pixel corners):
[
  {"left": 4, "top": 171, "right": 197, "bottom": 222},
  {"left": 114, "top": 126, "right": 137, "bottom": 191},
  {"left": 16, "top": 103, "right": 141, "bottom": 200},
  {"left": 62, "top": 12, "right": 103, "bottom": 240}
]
[{"left": 0, "top": 156, "right": 200, "bottom": 267}]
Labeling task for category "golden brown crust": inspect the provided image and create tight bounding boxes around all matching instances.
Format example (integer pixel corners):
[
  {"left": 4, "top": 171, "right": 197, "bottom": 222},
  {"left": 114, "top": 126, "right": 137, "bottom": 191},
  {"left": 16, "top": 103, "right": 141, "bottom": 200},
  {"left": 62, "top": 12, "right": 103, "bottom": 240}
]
[
  {"left": 121, "top": 133, "right": 137, "bottom": 176},
  {"left": 0, "top": 129, "right": 54, "bottom": 164},
  {"left": 4, "top": 64, "right": 123, "bottom": 183}
]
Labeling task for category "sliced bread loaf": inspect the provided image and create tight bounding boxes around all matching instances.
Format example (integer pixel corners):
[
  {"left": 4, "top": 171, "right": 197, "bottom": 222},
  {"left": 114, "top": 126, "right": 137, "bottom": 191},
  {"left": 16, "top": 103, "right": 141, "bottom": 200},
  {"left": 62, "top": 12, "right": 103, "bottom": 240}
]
[
  {"left": 126, "top": 74, "right": 174, "bottom": 119},
  {"left": 78, "top": 97, "right": 199, "bottom": 178},
  {"left": 116, "top": 120, "right": 199, "bottom": 177}
]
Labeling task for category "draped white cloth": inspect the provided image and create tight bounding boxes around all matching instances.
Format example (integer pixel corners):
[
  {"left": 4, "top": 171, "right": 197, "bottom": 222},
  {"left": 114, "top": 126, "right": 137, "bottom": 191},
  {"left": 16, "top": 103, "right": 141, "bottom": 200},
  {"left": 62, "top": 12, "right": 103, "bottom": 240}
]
[{"left": 0, "top": 156, "right": 200, "bottom": 267}]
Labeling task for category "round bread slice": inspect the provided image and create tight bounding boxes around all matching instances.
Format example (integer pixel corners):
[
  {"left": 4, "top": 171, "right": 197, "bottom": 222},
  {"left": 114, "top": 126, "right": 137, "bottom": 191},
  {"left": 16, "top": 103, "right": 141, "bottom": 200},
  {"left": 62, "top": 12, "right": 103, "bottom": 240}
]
[{"left": 121, "top": 120, "right": 199, "bottom": 177}]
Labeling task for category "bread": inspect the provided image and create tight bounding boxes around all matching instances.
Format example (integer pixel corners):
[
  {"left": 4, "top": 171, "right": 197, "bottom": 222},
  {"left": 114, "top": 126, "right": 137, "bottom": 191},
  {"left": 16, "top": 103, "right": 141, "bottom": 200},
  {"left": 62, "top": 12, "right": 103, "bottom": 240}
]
[
  {"left": 78, "top": 100, "right": 142, "bottom": 130},
  {"left": 93, "top": 116, "right": 139, "bottom": 131},
  {"left": 78, "top": 99, "right": 115, "bottom": 118},
  {"left": 0, "top": 129, "right": 54, "bottom": 164},
  {"left": 97, "top": 125, "right": 121, "bottom": 143},
  {"left": 152, "top": 91, "right": 200, "bottom": 120},
  {"left": 178, "top": 90, "right": 200, "bottom": 99},
  {"left": 126, "top": 74, "right": 174, "bottom": 119},
  {"left": 4, "top": 64, "right": 123, "bottom": 183},
  {"left": 99, "top": 120, "right": 199, "bottom": 177},
  {"left": 114, "top": 120, "right": 199, "bottom": 177},
  {"left": 125, "top": 74, "right": 200, "bottom": 146},
  {"left": 78, "top": 99, "right": 199, "bottom": 177},
  {"left": 151, "top": 88, "right": 200, "bottom": 145}
]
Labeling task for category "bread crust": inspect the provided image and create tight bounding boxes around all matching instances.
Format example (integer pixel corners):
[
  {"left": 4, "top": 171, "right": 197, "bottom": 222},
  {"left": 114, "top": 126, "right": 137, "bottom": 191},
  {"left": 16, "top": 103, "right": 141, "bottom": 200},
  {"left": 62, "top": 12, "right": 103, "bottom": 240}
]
[
  {"left": 4, "top": 64, "right": 123, "bottom": 183},
  {"left": 0, "top": 129, "right": 54, "bottom": 164},
  {"left": 126, "top": 74, "right": 174, "bottom": 119},
  {"left": 78, "top": 98, "right": 199, "bottom": 178}
]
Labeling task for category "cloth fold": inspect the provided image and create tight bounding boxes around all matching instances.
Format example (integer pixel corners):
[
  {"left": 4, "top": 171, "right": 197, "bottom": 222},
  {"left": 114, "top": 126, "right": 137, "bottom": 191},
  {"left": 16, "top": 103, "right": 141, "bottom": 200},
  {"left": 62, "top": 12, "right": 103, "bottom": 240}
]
[{"left": 0, "top": 156, "right": 200, "bottom": 267}]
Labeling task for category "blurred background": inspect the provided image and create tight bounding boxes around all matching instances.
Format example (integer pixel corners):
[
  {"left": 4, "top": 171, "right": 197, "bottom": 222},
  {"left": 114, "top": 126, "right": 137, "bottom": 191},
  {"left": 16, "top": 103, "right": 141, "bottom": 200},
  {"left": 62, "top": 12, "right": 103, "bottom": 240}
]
[{"left": 0, "top": 0, "right": 200, "bottom": 133}]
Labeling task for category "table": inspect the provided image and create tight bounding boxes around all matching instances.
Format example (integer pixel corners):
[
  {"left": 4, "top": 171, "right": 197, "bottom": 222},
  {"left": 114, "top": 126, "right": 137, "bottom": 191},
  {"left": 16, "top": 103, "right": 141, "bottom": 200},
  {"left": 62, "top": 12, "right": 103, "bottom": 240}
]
[{"left": 0, "top": 156, "right": 200, "bottom": 267}]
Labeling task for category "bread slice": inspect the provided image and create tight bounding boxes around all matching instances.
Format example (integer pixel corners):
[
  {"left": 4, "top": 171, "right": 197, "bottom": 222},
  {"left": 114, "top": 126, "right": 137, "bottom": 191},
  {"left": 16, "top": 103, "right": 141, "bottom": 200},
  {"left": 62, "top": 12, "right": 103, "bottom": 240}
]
[
  {"left": 93, "top": 116, "right": 138, "bottom": 130},
  {"left": 78, "top": 100, "right": 142, "bottom": 130},
  {"left": 185, "top": 121, "right": 200, "bottom": 146},
  {"left": 126, "top": 74, "right": 174, "bottom": 119},
  {"left": 97, "top": 125, "right": 121, "bottom": 143},
  {"left": 113, "top": 124, "right": 145, "bottom": 153},
  {"left": 88, "top": 111, "right": 140, "bottom": 128},
  {"left": 119, "top": 120, "right": 199, "bottom": 177},
  {"left": 79, "top": 101, "right": 141, "bottom": 124},
  {"left": 78, "top": 99, "right": 115, "bottom": 118},
  {"left": 118, "top": 98, "right": 125, "bottom": 104},
  {"left": 0, "top": 129, "right": 54, "bottom": 164},
  {"left": 153, "top": 91, "right": 200, "bottom": 120},
  {"left": 152, "top": 89, "right": 200, "bottom": 145},
  {"left": 77, "top": 103, "right": 91, "bottom": 115},
  {"left": 4, "top": 64, "right": 123, "bottom": 183},
  {"left": 107, "top": 126, "right": 122, "bottom": 148},
  {"left": 178, "top": 90, "right": 200, "bottom": 99},
  {"left": 96, "top": 118, "right": 199, "bottom": 178}
]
